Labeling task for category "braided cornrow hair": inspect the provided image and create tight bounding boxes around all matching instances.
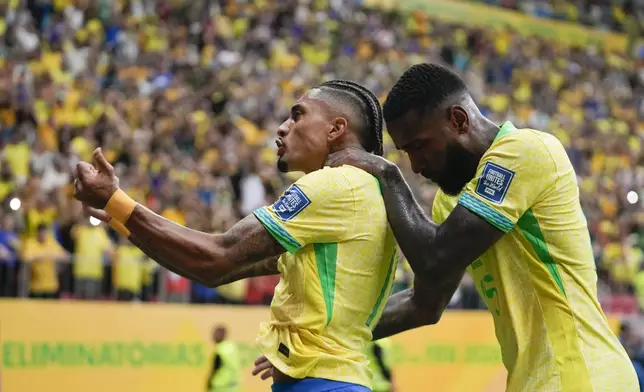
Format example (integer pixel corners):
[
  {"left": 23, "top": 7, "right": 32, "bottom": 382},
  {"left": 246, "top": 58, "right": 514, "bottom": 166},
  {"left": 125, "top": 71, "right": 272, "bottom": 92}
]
[{"left": 318, "top": 80, "right": 384, "bottom": 156}]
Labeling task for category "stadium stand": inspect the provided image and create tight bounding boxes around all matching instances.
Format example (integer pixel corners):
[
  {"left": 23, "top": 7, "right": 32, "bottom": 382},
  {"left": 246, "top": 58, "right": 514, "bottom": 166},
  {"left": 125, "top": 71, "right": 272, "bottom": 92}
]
[
  {"left": 0, "top": 0, "right": 642, "bottom": 316},
  {"left": 475, "top": 0, "right": 643, "bottom": 34},
  {"left": 0, "top": 0, "right": 642, "bottom": 386}
]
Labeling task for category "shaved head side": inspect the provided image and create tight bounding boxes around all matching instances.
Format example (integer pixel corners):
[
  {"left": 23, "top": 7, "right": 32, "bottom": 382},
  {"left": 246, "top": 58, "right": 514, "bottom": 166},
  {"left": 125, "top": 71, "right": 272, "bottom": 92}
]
[
  {"left": 307, "top": 87, "right": 368, "bottom": 137},
  {"left": 315, "top": 80, "right": 384, "bottom": 156}
]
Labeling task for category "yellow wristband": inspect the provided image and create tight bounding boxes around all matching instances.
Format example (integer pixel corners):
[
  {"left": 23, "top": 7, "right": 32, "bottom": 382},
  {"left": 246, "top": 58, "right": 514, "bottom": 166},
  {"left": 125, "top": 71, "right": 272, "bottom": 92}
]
[
  {"left": 104, "top": 189, "right": 137, "bottom": 224},
  {"left": 109, "top": 218, "right": 131, "bottom": 237}
]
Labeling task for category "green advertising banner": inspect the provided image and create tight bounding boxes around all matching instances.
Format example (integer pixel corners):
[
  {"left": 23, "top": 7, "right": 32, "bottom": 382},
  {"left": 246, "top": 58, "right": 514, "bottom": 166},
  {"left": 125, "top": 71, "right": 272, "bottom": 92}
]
[{"left": 0, "top": 301, "right": 621, "bottom": 392}]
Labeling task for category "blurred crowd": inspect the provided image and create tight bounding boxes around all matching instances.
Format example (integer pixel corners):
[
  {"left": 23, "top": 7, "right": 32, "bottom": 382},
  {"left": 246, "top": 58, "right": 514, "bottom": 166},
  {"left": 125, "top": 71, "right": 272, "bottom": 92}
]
[
  {"left": 477, "top": 0, "right": 644, "bottom": 35},
  {"left": 0, "top": 0, "right": 642, "bottom": 321}
]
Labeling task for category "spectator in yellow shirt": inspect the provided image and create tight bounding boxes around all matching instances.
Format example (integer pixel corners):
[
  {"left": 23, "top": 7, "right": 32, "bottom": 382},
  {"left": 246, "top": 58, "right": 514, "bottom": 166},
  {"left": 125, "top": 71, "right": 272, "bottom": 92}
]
[
  {"left": 215, "top": 279, "right": 248, "bottom": 305},
  {"left": 2, "top": 127, "right": 30, "bottom": 185},
  {"left": 24, "top": 193, "right": 57, "bottom": 238},
  {"left": 72, "top": 218, "right": 113, "bottom": 300},
  {"left": 113, "top": 235, "right": 148, "bottom": 301},
  {"left": 161, "top": 198, "right": 187, "bottom": 226},
  {"left": 21, "top": 224, "right": 70, "bottom": 299},
  {"left": 0, "top": 161, "right": 17, "bottom": 202}
]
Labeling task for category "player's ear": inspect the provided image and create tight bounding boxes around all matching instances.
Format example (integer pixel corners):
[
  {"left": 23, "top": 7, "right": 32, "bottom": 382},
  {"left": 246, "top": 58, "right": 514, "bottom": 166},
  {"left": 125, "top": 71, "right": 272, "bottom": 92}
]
[
  {"left": 328, "top": 117, "right": 348, "bottom": 143},
  {"left": 449, "top": 105, "right": 469, "bottom": 135}
]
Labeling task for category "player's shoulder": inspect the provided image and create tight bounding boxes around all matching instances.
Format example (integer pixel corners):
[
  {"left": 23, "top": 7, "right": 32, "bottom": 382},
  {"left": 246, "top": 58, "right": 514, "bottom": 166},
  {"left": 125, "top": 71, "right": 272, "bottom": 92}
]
[
  {"left": 324, "top": 164, "right": 377, "bottom": 181},
  {"left": 492, "top": 124, "right": 564, "bottom": 155},
  {"left": 486, "top": 124, "right": 568, "bottom": 174},
  {"left": 299, "top": 165, "right": 376, "bottom": 190}
]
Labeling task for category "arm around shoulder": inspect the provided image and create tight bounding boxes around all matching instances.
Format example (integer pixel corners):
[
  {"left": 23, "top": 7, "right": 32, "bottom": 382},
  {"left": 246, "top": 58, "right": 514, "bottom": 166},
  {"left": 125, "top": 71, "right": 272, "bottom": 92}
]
[{"left": 372, "top": 276, "right": 460, "bottom": 340}]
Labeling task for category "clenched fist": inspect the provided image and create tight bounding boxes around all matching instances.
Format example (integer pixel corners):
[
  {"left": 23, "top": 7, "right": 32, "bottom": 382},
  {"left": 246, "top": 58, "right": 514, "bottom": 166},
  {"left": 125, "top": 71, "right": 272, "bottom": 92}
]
[{"left": 73, "top": 148, "right": 119, "bottom": 209}]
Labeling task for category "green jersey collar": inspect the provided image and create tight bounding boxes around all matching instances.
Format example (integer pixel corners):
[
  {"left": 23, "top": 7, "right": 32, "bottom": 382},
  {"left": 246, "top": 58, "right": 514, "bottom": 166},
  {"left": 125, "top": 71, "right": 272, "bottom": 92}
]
[{"left": 494, "top": 121, "right": 517, "bottom": 143}]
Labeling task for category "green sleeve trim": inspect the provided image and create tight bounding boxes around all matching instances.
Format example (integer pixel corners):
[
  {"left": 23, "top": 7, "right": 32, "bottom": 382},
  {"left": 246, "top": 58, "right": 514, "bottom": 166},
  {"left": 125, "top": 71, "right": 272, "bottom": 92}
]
[
  {"left": 366, "top": 249, "right": 397, "bottom": 328},
  {"left": 314, "top": 243, "right": 338, "bottom": 327},
  {"left": 253, "top": 207, "right": 302, "bottom": 254},
  {"left": 517, "top": 209, "right": 567, "bottom": 297},
  {"left": 493, "top": 121, "right": 516, "bottom": 143},
  {"left": 458, "top": 193, "right": 515, "bottom": 233}
]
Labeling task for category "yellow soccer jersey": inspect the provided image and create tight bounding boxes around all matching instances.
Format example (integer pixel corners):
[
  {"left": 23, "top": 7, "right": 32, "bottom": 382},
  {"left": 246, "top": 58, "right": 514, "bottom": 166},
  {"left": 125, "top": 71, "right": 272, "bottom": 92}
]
[
  {"left": 432, "top": 122, "right": 638, "bottom": 392},
  {"left": 253, "top": 166, "right": 397, "bottom": 389}
]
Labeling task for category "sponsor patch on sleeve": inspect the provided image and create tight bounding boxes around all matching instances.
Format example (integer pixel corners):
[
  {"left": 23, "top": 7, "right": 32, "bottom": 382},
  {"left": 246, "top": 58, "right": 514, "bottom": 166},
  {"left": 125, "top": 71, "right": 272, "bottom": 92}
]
[
  {"left": 272, "top": 184, "right": 312, "bottom": 221},
  {"left": 475, "top": 162, "right": 515, "bottom": 204}
]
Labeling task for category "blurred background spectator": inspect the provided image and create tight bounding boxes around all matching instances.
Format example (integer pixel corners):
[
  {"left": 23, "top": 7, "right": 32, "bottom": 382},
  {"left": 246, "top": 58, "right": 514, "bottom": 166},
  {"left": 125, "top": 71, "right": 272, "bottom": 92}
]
[
  {"left": 21, "top": 222, "right": 70, "bottom": 299},
  {"left": 0, "top": 0, "right": 642, "bottom": 359},
  {"left": 475, "top": 0, "right": 643, "bottom": 34},
  {"left": 620, "top": 319, "right": 644, "bottom": 389}
]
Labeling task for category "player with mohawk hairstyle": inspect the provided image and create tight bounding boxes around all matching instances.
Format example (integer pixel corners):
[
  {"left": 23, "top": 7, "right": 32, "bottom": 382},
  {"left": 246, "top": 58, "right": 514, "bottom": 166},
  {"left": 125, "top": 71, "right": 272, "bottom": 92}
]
[{"left": 74, "top": 80, "right": 397, "bottom": 392}]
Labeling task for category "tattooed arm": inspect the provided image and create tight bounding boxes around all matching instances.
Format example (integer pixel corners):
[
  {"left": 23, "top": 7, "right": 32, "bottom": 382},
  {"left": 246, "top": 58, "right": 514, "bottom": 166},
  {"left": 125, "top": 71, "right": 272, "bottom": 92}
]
[
  {"left": 208, "top": 257, "right": 279, "bottom": 287},
  {"left": 127, "top": 227, "right": 279, "bottom": 288},
  {"left": 122, "top": 208, "right": 283, "bottom": 287},
  {"left": 73, "top": 149, "right": 283, "bottom": 288}
]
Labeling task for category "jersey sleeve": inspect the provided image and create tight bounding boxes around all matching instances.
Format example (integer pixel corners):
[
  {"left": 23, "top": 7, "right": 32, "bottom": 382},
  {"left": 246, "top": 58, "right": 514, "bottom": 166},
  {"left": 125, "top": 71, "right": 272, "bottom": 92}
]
[
  {"left": 457, "top": 132, "right": 557, "bottom": 233},
  {"left": 253, "top": 168, "right": 354, "bottom": 254},
  {"left": 431, "top": 196, "right": 442, "bottom": 223}
]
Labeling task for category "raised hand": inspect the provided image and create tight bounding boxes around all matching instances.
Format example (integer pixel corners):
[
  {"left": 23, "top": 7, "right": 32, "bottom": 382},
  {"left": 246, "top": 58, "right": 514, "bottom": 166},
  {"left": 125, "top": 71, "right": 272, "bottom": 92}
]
[
  {"left": 325, "top": 147, "right": 391, "bottom": 177},
  {"left": 73, "top": 148, "right": 119, "bottom": 209}
]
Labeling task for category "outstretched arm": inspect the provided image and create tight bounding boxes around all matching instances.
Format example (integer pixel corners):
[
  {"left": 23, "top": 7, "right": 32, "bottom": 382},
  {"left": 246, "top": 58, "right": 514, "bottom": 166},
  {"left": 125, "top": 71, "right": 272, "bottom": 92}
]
[
  {"left": 74, "top": 148, "right": 282, "bottom": 288},
  {"left": 124, "top": 210, "right": 282, "bottom": 287}
]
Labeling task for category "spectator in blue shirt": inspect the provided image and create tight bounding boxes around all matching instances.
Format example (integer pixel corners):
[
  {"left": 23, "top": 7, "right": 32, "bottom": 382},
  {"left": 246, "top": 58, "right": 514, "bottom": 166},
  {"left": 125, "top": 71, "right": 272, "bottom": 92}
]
[
  {"left": 628, "top": 343, "right": 644, "bottom": 392},
  {"left": 0, "top": 214, "right": 20, "bottom": 297},
  {"left": 621, "top": 322, "right": 644, "bottom": 391}
]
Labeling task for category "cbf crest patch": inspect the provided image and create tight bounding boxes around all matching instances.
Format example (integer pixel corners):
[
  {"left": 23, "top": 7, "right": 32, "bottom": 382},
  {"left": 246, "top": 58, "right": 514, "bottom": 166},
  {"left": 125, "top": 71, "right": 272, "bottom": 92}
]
[
  {"left": 475, "top": 162, "right": 515, "bottom": 204},
  {"left": 272, "top": 185, "right": 311, "bottom": 221}
]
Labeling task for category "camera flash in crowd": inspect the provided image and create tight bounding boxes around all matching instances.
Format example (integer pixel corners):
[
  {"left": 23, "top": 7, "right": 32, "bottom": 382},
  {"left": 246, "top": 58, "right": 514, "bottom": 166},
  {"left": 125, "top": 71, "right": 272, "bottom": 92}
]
[
  {"left": 9, "top": 198, "right": 21, "bottom": 211},
  {"left": 626, "top": 191, "right": 639, "bottom": 205},
  {"left": 89, "top": 216, "right": 101, "bottom": 226}
]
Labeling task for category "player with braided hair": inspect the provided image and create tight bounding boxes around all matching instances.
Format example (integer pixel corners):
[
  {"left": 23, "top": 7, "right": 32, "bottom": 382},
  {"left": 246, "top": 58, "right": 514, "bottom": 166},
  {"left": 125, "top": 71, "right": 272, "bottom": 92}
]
[
  {"left": 74, "top": 81, "right": 396, "bottom": 392},
  {"left": 317, "top": 80, "right": 384, "bottom": 157}
]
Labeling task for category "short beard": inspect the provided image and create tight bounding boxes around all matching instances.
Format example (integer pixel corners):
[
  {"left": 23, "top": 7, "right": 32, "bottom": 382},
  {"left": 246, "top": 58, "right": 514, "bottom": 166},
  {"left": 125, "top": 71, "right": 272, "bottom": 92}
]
[
  {"left": 436, "top": 140, "right": 481, "bottom": 196},
  {"left": 277, "top": 157, "right": 288, "bottom": 173}
]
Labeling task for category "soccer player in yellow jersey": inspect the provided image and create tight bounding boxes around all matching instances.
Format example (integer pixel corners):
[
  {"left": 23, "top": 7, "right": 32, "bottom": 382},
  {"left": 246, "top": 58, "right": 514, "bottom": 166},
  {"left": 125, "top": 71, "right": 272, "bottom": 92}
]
[
  {"left": 73, "top": 80, "right": 397, "bottom": 392},
  {"left": 327, "top": 64, "right": 639, "bottom": 391}
]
